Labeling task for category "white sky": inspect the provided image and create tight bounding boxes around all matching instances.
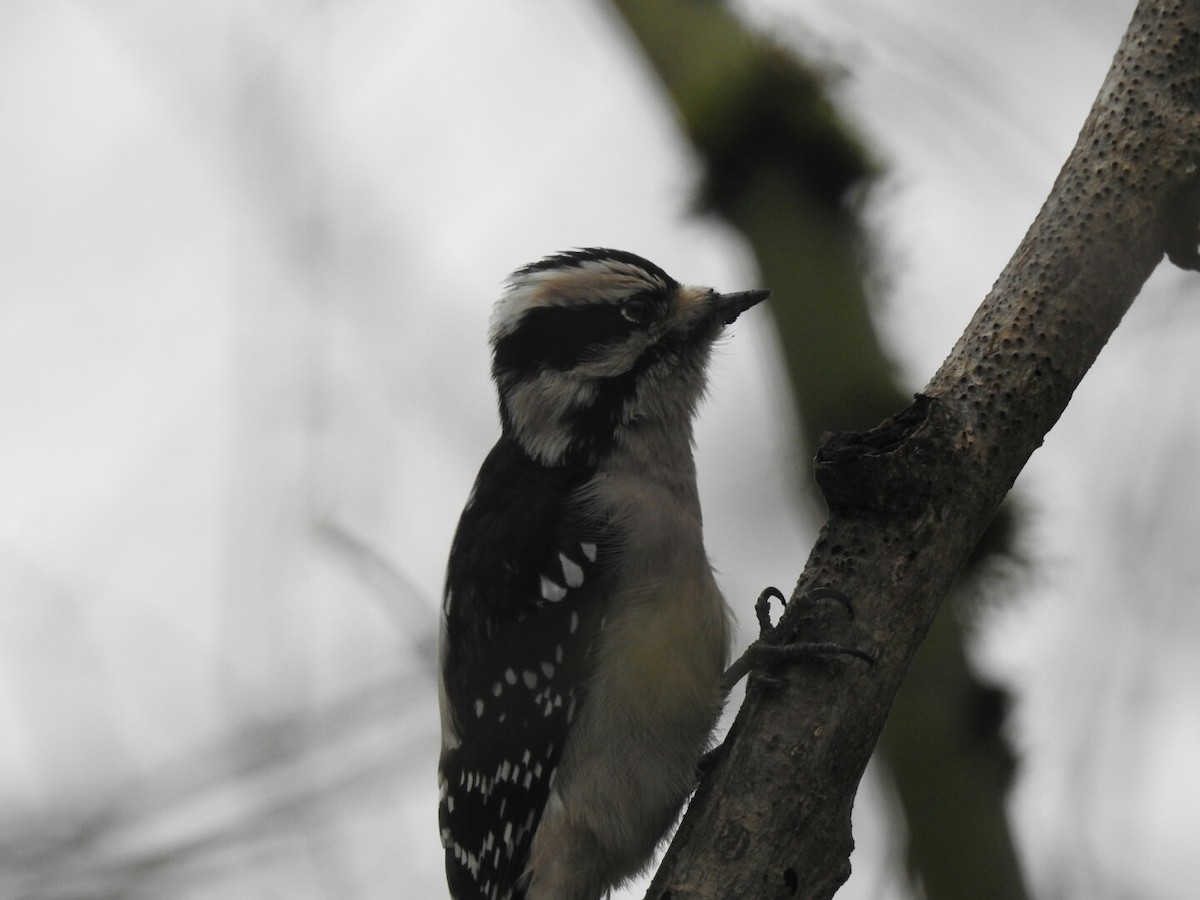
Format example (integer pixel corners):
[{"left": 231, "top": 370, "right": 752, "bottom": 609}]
[{"left": 1, "top": 1, "right": 1197, "bottom": 898}]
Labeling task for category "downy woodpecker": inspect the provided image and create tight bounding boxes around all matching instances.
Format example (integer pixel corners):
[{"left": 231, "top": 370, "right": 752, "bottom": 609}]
[{"left": 438, "top": 248, "right": 770, "bottom": 900}]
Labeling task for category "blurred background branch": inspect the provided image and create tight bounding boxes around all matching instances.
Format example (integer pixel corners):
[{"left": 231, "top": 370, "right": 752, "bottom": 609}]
[{"left": 0, "top": 672, "right": 426, "bottom": 900}]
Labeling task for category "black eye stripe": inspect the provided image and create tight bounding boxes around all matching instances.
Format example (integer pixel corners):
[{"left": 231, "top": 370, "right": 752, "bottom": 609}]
[{"left": 494, "top": 304, "right": 637, "bottom": 376}]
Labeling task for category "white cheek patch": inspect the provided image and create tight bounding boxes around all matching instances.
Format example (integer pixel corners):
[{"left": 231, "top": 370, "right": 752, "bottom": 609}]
[{"left": 505, "top": 373, "right": 598, "bottom": 465}]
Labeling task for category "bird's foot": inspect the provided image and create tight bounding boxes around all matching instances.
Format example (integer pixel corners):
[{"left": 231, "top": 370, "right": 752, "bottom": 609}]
[{"left": 720, "top": 586, "right": 873, "bottom": 695}]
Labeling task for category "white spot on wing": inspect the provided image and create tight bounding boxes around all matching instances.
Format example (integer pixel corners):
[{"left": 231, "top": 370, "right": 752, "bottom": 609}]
[
  {"left": 580, "top": 542, "right": 597, "bottom": 562},
  {"left": 540, "top": 575, "right": 567, "bottom": 603},
  {"left": 558, "top": 552, "right": 584, "bottom": 587}
]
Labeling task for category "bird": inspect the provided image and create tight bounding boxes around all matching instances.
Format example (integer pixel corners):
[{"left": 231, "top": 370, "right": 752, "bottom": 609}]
[{"left": 437, "top": 248, "right": 770, "bottom": 900}]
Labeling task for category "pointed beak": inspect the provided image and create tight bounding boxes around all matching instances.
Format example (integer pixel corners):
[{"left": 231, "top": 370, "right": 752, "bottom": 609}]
[{"left": 712, "top": 289, "right": 771, "bottom": 325}]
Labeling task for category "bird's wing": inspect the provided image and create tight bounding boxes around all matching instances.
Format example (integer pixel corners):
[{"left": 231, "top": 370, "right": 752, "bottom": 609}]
[{"left": 439, "top": 437, "right": 612, "bottom": 900}]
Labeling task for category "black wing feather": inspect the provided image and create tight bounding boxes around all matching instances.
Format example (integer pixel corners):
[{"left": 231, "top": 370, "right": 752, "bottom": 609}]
[{"left": 440, "top": 436, "right": 609, "bottom": 900}]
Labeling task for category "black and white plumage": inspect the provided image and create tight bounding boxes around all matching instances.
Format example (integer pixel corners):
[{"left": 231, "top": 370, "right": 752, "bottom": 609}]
[{"left": 438, "top": 248, "right": 769, "bottom": 900}]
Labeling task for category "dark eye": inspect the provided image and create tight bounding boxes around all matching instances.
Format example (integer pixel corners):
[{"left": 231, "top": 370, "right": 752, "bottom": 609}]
[{"left": 620, "top": 295, "right": 657, "bottom": 325}]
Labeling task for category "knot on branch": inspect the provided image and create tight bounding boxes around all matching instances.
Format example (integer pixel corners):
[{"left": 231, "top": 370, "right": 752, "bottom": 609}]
[{"left": 814, "top": 394, "right": 943, "bottom": 516}]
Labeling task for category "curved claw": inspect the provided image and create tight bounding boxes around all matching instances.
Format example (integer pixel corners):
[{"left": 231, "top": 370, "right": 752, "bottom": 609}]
[
  {"left": 754, "top": 586, "right": 787, "bottom": 638},
  {"left": 758, "top": 585, "right": 857, "bottom": 645},
  {"left": 721, "top": 585, "right": 871, "bottom": 696}
]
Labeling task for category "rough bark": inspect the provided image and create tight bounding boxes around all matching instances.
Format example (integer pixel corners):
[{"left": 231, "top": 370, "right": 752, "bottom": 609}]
[{"left": 645, "top": 1, "right": 1200, "bottom": 897}]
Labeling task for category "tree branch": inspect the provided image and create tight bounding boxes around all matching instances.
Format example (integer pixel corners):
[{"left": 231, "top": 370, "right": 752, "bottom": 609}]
[{"left": 648, "top": 1, "right": 1200, "bottom": 897}]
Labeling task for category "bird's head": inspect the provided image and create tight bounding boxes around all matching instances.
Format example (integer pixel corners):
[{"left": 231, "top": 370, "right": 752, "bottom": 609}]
[{"left": 488, "top": 248, "right": 769, "bottom": 468}]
